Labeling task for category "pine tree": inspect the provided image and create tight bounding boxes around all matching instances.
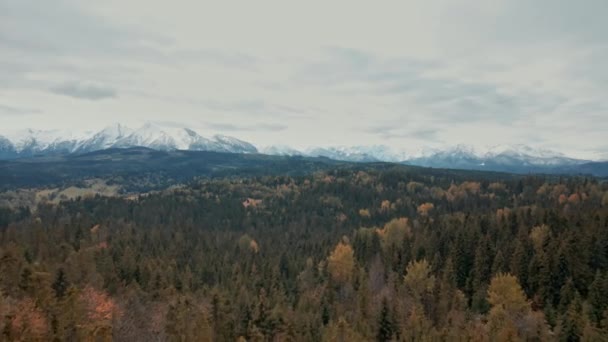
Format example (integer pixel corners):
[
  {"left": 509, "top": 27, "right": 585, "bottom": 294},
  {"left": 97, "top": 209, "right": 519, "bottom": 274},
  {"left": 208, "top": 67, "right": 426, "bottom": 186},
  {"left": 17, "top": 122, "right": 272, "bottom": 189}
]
[
  {"left": 558, "top": 278, "right": 577, "bottom": 315},
  {"left": 52, "top": 268, "right": 69, "bottom": 299},
  {"left": 587, "top": 271, "right": 608, "bottom": 324},
  {"left": 376, "top": 298, "right": 394, "bottom": 342},
  {"left": 558, "top": 294, "right": 585, "bottom": 342}
]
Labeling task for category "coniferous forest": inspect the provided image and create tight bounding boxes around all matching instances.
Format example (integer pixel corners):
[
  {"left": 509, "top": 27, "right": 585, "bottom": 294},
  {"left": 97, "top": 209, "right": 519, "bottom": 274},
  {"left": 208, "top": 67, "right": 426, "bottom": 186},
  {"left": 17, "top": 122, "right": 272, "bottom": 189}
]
[{"left": 1, "top": 166, "right": 608, "bottom": 341}]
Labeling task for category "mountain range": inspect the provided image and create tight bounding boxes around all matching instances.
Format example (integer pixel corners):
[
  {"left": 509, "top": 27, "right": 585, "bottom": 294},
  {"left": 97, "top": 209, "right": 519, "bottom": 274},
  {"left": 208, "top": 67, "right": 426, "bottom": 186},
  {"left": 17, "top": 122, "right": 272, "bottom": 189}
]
[
  {"left": 0, "top": 123, "right": 606, "bottom": 176},
  {"left": 0, "top": 123, "right": 257, "bottom": 159}
]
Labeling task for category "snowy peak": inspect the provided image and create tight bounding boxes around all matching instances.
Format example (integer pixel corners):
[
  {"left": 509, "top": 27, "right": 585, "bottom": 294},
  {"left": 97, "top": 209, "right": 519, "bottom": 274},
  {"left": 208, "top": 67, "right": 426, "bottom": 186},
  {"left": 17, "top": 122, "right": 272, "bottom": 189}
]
[
  {"left": 260, "top": 145, "right": 303, "bottom": 156},
  {"left": 115, "top": 123, "right": 193, "bottom": 150},
  {"left": 211, "top": 135, "right": 258, "bottom": 153},
  {"left": 112, "top": 123, "right": 260, "bottom": 153},
  {"left": 78, "top": 123, "right": 133, "bottom": 151},
  {"left": 0, "top": 123, "right": 259, "bottom": 158},
  {"left": 306, "top": 147, "right": 374, "bottom": 162},
  {"left": 483, "top": 144, "right": 562, "bottom": 158}
]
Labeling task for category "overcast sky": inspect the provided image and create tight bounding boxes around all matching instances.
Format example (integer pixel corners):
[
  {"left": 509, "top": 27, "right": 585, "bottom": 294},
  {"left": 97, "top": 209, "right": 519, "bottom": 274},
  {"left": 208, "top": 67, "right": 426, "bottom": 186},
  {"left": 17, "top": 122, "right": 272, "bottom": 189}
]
[{"left": 1, "top": 0, "right": 607, "bottom": 159}]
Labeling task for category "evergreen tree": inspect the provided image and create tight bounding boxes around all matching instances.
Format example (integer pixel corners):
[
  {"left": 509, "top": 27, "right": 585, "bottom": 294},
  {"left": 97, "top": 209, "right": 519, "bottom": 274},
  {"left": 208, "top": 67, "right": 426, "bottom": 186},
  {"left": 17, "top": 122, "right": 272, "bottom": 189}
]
[
  {"left": 376, "top": 298, "right": 394, "bottom": 342},
  {"left": 52, "top": 268, "right": 69, "bottom": 299}
]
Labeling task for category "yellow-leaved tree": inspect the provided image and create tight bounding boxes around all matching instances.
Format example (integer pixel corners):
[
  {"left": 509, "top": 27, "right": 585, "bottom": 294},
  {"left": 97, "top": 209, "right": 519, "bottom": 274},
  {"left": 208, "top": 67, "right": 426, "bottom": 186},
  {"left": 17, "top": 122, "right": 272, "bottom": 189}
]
[
  {"left": 327, "top": 239, "right": 355, "bottom": 285},
  {"left": 488, "top": 274, "right": 526, "bottom": 340},
  {"left": 377, "top": 217, "right": 410, "bottom": 251},
  {"left": 322, "top": 317, "right": 365, "bottom": 342},
  {"left": 404, "top": 259, "right": 435, "bottom": 305},
  {"left": 488, "top": 273, "right": 529, "bottom": 316}
]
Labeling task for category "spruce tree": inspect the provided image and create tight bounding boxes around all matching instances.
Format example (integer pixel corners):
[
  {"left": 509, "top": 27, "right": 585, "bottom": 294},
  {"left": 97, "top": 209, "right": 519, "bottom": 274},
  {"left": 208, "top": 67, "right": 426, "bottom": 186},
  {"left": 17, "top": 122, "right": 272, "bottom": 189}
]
[{"left": 376, "top": 297, "right": 394, "bottom": 342}]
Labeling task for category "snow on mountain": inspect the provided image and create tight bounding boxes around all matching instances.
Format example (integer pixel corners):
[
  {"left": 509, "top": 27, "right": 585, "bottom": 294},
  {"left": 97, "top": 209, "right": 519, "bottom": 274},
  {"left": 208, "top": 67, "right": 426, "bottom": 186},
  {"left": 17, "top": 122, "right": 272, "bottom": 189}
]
[
  {"left": 480, "top": 144, "right": 582, "bottom": 166},
  {"left": 114, "top": 123, "right": 203, "bottom": 150},
  {"left": 0, "top": 128, "right": 90, "bottom": 155},
  {"left": 293, "top": 145, "right": 440, "bottom": 163},
  {"left": 212, "top": 135, "right": 257, "bottom": 153},
  {"left": 259, "top": 145, "right": 303, "bottom": 156},
  {"left": 77, "top": 123, "right": 133, "bottom": 152},
  {"left": 306, "top": 146, "right": 381, "bottom": 162},
  {"left": 258, "top": 142, "right": 590, "bottom": 173}
]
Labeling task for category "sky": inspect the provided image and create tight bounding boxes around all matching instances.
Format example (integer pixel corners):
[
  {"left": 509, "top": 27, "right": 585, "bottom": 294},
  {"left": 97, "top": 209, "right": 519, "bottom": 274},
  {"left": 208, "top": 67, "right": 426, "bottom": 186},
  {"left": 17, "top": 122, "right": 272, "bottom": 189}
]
[{"left": 1, "top": 0, "right": 607, "bottom": 159}]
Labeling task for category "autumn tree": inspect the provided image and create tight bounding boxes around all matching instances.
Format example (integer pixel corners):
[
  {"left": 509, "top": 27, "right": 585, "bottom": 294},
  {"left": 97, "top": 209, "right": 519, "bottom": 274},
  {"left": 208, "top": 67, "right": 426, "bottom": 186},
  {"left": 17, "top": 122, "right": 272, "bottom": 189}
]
[
  {"left": 377, "top": 218, "right": 410, "bottom": 251},
  {"left": 323, "top": 317, "right": 364, "bottom": 342},
  {"left": 80, "top": 286, "right": 121, "bottom": 340},
  {"left": 327, "top": 239, "right": 355, "bottom": 285},
  {"left": 417, "top": 202, "right": 434, "bottom": 217},
  {"left": 404, "top": 259, "right": 435, "bottom": 307},
  {"left": 488, "top": 273, "right": 529, "bottom": 317},
  {"left": 487, "top": 273, "right": 540, "bottom": 340}
]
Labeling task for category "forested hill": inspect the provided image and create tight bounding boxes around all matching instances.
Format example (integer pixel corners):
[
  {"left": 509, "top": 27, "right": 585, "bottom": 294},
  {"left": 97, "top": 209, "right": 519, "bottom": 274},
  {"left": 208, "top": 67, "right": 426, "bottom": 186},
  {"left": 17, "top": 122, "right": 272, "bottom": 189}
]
[
  {"left": 0, "top": 147, "right": 346, "bottom": 191},
  {"left": 1, "top": 166, "right": 608, "bottom": 340},
  {"left": 0, "top": 147, "right": 531, "bottom": 192}
]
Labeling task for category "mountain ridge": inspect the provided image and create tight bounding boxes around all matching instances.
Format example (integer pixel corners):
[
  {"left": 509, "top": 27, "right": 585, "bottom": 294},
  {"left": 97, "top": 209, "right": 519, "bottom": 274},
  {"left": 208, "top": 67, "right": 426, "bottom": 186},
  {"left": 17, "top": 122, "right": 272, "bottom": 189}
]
[{"left": 0, "top": 123, "right": 604, "bottom": 175}]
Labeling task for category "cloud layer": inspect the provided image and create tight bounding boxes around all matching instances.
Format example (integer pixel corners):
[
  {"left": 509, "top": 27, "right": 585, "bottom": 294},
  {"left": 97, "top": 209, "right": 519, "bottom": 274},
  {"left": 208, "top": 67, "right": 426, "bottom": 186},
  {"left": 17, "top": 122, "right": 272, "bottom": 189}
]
[
  {"left": 50, "top": 82, "right": 117, "bottom": 100},
  {"left": 1, "top": 0, "right": 606, "bottom": 159}
]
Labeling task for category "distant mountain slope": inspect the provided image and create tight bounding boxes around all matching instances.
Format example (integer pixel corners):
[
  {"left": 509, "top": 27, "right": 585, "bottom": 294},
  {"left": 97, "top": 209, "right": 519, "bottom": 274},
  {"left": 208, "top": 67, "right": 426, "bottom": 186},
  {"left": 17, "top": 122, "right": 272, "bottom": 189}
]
[
  {"left": 0, "top": 148, "right": 343, "bottom": 190},
  {"left": 403, "top": 144, "right": 591, "bottom": 175},
  {"left": 569, "top": 161, "right": 608, "bottom": 178}
]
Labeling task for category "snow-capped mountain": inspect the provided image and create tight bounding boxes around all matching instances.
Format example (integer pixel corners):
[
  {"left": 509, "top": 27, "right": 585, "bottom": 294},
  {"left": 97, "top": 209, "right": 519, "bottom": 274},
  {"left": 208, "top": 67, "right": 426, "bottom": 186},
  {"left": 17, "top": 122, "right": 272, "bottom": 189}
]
[
  {"left": 303, "top": 145, "right": 433, "bottom": 163},
  {"left": 0, "top": 123, "right": 258, "bottom": 158},
  {"left": 482, "top": 144, "right": 583, "bottom": 166},
  {"left": 0, "top": 123, "right": 597, "bottom": 174},
  {"left": 0, "top": 128, "right": 91, "bottom": 158},
  {"left": 262, "top": 143, "right": 591, "bottom": 174}
]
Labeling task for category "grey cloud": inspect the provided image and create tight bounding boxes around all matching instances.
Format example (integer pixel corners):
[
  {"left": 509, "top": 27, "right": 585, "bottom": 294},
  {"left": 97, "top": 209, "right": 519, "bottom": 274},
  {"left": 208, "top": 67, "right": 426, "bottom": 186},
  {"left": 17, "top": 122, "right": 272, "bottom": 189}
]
[
  {"left": 0, "top": 0, "right": 142, "bottom": 58},
  {"left": 130, "top": 90, "right": 311, "bottom": 119},
  {"left": 0, "top": 0, "right": 166, "bottom": 97},
  {"left": 324, "top": 46, "right": 374, "bottom": 68},
  {"left": 410, "top": 129, "right": 439, "bottom": 140},
  {"left": 50, "top": 82, "right": 117, "bottom": 100},
  {"left": 0, "top": 104, "right": 41, "bottom": 115},
  {"left": 1, "top": 0, "right": 256, "bottom": 69},
  {"left": 201, "top": 100, "right": 267, "bottom": 113},
  {"left": 172, "top": 49, "right": 258, "bottom": 70},
  {"left": 489, "top": 0, "right": 608, "bottom": 44},
  {"left": 205, "top": 122, "right": 288, "bottom": 132},
  {"left": 362, "top": 124, "right": 398, "bottom": 135},
  {"left": 362, "top": 124, "right": 440, "bottom": 141},
  {"left": 182, "top": 98, "right": 300, "bottom": 118}
]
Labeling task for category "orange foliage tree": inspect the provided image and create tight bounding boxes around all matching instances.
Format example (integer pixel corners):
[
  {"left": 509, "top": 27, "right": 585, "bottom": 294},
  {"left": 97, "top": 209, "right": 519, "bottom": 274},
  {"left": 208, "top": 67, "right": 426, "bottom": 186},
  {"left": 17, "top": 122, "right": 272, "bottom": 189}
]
[
  {"left": 8, "top": 298, "right": 49, "bottom": 341},
  {"left": 417, "top": 203, "right": 434, "bottom": 217},
  {"left": 80, "top": 286, "right": 122, "bottom": 339}
]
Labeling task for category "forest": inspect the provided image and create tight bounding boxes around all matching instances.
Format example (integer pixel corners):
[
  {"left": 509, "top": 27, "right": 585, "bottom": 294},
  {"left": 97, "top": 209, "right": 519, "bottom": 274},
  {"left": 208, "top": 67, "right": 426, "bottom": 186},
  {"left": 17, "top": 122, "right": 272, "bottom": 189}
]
[{"left": 1, "top": 165, "right": 608, "bottom": 341}]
